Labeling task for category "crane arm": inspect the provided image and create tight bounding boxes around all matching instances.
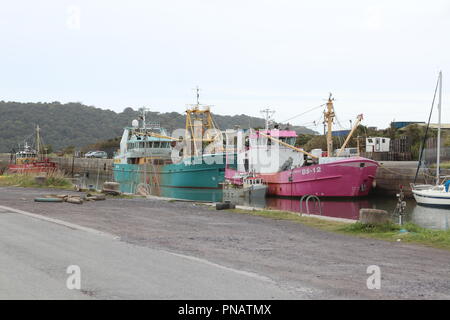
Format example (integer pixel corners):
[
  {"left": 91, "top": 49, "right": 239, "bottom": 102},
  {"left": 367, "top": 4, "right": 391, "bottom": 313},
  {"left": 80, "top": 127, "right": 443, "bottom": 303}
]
[
  {"left": 336, "top": 114, "right": 363, "bottom": 156},
  {"left": 258, "top": 132, "right": 318, "bottom": 159}
]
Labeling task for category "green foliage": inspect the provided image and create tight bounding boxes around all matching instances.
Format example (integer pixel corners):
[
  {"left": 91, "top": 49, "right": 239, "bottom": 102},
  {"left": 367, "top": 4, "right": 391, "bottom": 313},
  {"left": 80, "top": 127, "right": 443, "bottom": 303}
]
[
  {"left": 63, "top": 145, "right": 76, "bottom": 155},
  {"left": 43, "top": 144, "right": 53, "bottom": 154},
  {"left": 0, "top": 171, "right": 72, "bottom": 189},
  {"left": 341, "top": 221, "right": 401, "bottom": 233},
  {"left": 0, "top": 101, "right": 316, "bottom": 152},
  {"left": 295, "top": 134, "right": 315, "bottom": 147},
  {"left": 81, "top": 137, "right": 121, "bottom": 153}
]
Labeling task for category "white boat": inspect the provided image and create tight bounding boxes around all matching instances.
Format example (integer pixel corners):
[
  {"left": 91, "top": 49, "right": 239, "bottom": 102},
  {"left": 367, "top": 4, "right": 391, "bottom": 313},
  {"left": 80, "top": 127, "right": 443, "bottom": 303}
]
[
  {"left": 412, "top": 185, "right": 450, "bottom": 207},
  {"left": 412, "top": 71, "right": 450, "bottom": 206}
]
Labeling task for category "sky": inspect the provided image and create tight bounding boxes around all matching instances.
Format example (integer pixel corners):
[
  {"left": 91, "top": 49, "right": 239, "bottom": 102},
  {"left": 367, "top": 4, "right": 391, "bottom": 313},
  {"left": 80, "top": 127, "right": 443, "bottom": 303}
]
[{"left": 1, "top": 0, "right": 450, "bottom": 132}]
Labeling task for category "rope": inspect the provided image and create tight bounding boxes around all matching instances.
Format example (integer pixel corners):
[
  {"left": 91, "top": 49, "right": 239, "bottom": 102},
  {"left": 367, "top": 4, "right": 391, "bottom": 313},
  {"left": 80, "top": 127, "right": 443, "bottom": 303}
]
[
  {"left": 281, "top": 104, "right": 326, "bottom": 124},
  {"left": 378, "top": 162, "right": 436, "bottom": 178}
]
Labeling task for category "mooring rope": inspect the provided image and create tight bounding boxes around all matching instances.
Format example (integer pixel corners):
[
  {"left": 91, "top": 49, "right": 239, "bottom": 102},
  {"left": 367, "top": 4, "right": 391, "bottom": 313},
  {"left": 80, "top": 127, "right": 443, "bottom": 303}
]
[{"left": 378, "top": 162, "right": 436, "bottom": 179}]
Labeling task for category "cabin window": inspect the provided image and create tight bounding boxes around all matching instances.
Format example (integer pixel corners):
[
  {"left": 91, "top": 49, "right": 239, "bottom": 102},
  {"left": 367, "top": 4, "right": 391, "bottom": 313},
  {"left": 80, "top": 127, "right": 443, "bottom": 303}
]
[
  {"left": 382, "top": 138, "right": 385, "bottom": 143},
  {"left": 368, "top": 139, "right": 373, "bottom": 143},
  {"left": 154, "top": 142, "right": 160, "bottom": 148}
]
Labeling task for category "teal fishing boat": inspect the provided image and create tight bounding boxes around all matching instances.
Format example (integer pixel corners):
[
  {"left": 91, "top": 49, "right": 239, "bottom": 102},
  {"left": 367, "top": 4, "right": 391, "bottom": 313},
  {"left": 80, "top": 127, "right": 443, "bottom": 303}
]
[{"left": 113, "top": 99, "right": 231, "bottom": 202}]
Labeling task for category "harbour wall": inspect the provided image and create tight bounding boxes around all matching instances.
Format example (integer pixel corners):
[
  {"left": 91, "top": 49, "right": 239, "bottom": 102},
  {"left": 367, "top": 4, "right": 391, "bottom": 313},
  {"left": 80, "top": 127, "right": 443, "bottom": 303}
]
[
  {"left": 0, "top": 155, "right": 444, "bottom": 198},
  {"left": 48, "top": 157, "right": 114, "bottom": 177},
  {"left": 373, "top": 161, "right": 447, "bottom": 198},
  {"left": 0, "top": 154, "right": 113, "bottom": 178}
]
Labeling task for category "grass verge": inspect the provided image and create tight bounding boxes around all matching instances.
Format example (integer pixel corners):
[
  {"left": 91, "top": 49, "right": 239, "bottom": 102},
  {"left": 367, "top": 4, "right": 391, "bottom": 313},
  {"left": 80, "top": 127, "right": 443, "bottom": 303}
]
[
  {"left": 230, "top": 208, "right": 450, "bottom": 251},
  {"left": 0, "top": 171, "right": 73, "bottom": 189}
]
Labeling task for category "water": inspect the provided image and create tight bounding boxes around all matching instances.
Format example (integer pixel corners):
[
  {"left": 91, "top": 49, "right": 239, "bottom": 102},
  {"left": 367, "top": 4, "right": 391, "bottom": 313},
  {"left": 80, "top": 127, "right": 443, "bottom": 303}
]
[
  {"left": 70, "top": 173, "right": 112, "bottom": 191},
  {"left": 75, "top": 172, "right": 450, "bottom": 231},
  {"left": 231, "top": 195, "right": 450, "bottom": 231}
]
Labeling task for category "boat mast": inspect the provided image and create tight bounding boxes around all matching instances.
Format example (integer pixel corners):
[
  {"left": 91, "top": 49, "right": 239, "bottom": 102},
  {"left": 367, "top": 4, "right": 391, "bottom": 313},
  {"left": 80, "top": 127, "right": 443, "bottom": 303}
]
[
  {"left": 36, "top": 125, "right": 41, "bottom": 158},
  {"left": 324, "top": 94, "right": 335, "bottom": 156},
  {"left": 141, "top": 107, "right": 148, "bottom": 129},
  {"left": 436, "top": 71, "right": 442, "bottom": 185},
  {"left": 185, "top": 86, "right": 221, "bottom": 157}
]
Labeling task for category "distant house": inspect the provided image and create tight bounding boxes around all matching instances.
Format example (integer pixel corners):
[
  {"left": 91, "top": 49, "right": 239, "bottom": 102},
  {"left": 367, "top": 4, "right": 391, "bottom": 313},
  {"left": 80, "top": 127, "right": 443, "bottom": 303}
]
[{"left": 366, "top": 137, "right": 390, "bottom": 152}]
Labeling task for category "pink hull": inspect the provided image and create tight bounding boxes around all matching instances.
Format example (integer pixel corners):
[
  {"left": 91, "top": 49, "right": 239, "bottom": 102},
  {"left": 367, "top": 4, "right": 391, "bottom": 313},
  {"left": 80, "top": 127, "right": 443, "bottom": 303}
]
[{"left": 227, "top": 157, "right": 378, "bottom": 197}]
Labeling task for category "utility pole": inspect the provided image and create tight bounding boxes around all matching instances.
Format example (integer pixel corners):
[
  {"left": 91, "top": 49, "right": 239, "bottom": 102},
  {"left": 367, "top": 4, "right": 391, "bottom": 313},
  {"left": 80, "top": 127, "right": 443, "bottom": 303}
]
[{"left": 260, "top": 108, "right": 275, "bottom": 131}]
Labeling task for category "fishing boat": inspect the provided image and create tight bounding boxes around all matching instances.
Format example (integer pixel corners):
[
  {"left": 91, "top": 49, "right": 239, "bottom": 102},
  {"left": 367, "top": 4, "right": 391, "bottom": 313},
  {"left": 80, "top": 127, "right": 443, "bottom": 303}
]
[
  {"left": 113, "top": 92, "right": 230, "bottom": 202},
  {"left": 223, "top": 174, "right": 268, "bottom": 202},
  {"left": 226, "top": 95, "right": 379, "bottom": 197},
  {"left": 7, "top": 125, "right": 57, "bottom": 174},
  {"left": 411, "top": 71, "right": 450, "bottom": 206}
]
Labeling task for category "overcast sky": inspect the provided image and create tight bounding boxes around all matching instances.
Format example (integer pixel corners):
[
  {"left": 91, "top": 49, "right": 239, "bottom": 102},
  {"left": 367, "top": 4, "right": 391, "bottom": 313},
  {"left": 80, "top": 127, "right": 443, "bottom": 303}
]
[{"left": 1, "top": 0, "right": 449, "bottom": 131}]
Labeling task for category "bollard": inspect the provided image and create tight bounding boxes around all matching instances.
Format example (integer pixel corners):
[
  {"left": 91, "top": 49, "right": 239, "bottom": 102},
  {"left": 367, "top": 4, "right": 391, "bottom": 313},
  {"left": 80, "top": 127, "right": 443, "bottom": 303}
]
[{"left": 359, "top": 209, "right": 390, "bottom": 225}]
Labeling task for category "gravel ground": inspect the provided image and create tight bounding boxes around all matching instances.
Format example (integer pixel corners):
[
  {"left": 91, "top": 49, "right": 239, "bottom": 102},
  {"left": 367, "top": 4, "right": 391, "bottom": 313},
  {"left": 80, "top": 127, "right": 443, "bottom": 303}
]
[{"left": 1, "top": 186, "right": 450, "bottom": 299}]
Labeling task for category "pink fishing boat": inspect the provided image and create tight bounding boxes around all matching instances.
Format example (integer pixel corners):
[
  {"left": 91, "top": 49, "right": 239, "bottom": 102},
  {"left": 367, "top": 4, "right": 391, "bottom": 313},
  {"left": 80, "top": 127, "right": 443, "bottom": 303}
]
[{"left": 225, "top": 95, "right": 379, "bottom": 197}]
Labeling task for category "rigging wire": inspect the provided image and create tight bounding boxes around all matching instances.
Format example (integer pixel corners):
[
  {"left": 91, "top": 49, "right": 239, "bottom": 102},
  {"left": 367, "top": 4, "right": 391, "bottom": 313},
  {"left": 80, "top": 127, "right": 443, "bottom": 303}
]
[
  {"left": 414, "top": 74, "right": 441, "bottom": 184},
  {"left": 280, "top": 103, "right": 326, "bottom": 124}
]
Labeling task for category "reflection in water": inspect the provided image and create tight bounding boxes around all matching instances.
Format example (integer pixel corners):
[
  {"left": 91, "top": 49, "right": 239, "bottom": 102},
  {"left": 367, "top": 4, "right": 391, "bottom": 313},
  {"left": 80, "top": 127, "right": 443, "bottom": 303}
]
[
  {"left": 266, "top": 197, "right": 371, "bottom": 220},
  {"left": 160, "top": 187, "right": 223, "bottom": 203},
  {"left": 232, "top": 195, "right": 450, "bottom": 230},
  {"left": 91, "top": 173, "right": 450, "bottom": 231},
  {"left": 411, "top": 206, "right": 450, "bottom": 230}
]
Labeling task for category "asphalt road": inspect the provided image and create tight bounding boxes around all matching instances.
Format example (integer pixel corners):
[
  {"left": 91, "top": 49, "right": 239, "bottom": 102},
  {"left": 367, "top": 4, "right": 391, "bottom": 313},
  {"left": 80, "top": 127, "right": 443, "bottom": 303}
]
[
  {"left": 0, "top": 206, "right": 306, "bottom": 299},
  {"left": 1, "top": 186, "right": 450, "bottom": 299}
]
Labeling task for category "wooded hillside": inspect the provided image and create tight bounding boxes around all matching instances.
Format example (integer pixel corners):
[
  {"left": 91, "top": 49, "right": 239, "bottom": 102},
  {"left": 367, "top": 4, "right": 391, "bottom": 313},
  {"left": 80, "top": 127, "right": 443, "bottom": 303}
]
[{"left": 0, "top": 101, "right": 316, "bottom": 152}]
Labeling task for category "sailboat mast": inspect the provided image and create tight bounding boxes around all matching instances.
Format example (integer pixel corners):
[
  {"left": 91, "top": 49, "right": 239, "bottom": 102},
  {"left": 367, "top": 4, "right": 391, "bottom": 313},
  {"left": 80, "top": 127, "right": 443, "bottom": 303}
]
[{"left": 436, "top": 71, "right": 442, "bottom": 185}]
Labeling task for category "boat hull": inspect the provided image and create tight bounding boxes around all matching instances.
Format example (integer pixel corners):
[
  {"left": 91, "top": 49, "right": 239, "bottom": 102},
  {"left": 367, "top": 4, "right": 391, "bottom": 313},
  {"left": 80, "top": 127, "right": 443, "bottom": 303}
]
[
  {"left": 227, "top": 157, "right": 378, "bottom": 197},
  {"left": 223, "top": 184, "right": 268, "bottom": 201},
  {"left": 7, "top": 161, "right": 58, "bottom": 174},
  {"left": 412, "top": 189, "right": 450, "bottom": 207},
  {"left": 113, "top": 155, "right": 227, "bottom": 202}
]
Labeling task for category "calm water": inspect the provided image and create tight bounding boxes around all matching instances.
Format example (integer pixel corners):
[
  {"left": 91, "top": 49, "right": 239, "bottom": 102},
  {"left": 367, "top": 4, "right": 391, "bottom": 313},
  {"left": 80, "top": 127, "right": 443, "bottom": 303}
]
[
  {"left": 234, "top": 195, "right": 450, "bottom": 231},
  {"left": 75, "top": 173, "right": 450, "bottom": 231}
]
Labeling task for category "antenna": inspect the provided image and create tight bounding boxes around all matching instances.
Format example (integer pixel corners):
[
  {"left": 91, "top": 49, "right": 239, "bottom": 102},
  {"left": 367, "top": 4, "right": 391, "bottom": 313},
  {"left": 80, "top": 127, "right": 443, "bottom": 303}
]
[
  {"left": 260, "top": 108, "right": 275, "bottom": 130},
  {"left": 192, "top": 86, "right": 201, "bottom": 105}
]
